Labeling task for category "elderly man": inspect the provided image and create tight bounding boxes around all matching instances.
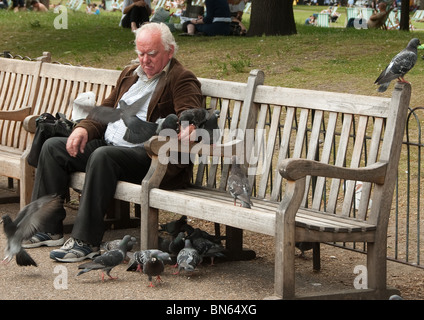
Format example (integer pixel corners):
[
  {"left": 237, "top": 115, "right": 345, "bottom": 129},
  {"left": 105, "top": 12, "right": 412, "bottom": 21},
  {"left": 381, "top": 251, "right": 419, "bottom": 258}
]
[{"left": 23, "top": 23, "right": 203, "bottom": 262}]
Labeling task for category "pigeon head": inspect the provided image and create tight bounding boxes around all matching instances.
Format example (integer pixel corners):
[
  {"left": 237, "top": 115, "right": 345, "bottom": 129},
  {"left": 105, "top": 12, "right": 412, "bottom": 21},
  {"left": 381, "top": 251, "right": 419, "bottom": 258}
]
[
  {"left": 408, "top": 38, "right": 421, "bottom": 50},
  {"left": 0, "top": 215, "right": 12, "bottom": 225}
]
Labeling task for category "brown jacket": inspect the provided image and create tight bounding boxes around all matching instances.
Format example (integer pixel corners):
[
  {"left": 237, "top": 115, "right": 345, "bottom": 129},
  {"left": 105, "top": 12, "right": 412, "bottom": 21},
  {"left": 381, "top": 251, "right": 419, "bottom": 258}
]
[{"left": 75, "top": 58, "right": 203, "bottom": 189}]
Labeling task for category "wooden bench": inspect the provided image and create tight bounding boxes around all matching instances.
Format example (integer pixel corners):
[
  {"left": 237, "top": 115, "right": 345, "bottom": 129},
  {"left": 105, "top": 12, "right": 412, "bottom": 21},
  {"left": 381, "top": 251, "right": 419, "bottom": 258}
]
[
  {"left": 0, "top": 53, "right": 50, "bottom": 206},
  {"left": 2, "top": 56, "right": 410, "bottom": 299},
  {"left": 140, "top": 76, "right": 411, "bottom": 299}
]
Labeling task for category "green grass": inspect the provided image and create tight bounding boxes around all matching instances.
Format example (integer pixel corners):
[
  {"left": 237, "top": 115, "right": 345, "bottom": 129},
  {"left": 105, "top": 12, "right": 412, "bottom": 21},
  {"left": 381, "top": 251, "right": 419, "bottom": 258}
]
[{"left": 1, "top": 5, "right": 424, "bottom": 107}]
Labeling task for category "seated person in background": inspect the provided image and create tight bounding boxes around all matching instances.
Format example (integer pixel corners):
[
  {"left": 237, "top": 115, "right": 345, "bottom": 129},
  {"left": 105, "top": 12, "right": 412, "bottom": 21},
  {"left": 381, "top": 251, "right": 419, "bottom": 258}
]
[
  {"left": 228, "top": 0, "right": 245, "bottom": 21},
  {"left": 120, "top": 0, "right": 152, "bottom": 32},
  {"left": 347, "top": 2, "right": 391, "bottom": 29},
  {"left": 31, "top": 0, "right": 48, "bottom": 11},
  {"left": 185, "top": 0, "right": 232, "bottom": 36},
  {"left": 305, "top": 14, "right": 316, "bottom": 25},
  {"left": 23, "top": 22, "right": 203, "bottom": 263}
]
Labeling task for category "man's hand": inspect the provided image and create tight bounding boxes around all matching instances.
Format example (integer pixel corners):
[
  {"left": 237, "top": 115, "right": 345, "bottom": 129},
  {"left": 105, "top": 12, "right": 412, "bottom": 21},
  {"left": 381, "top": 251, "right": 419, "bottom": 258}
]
[
  {"left": 66, "top": 127, "right": 88, "bottom": 157},
  {"left": 178, "top": 124, "right": 196, "bottom": 142}
]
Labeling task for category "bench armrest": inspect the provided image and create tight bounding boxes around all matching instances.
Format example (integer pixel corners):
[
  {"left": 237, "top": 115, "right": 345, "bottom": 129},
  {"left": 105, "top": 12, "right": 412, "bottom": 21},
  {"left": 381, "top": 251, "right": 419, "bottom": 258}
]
[
  {"left": 278, "top": 158, "right": 388, "bottom": 184},
  {"left": 144, "top": 135, "right": 242, "bottom": 159},
  {"left": 0, "top": 107, "right": 31, "bottom": 122},
  {"left": 23, "top": 114, "right": 38, "bottom": 133}
]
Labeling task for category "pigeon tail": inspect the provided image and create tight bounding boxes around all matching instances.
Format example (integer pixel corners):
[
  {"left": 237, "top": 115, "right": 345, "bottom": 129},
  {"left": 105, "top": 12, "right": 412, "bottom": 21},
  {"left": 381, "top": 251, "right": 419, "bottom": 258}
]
[
  {"left": 377, "top": 82, "right": 390, "bottom": 92},
  {"left": 15, "top": 249, "right": 37, "bottom": 267}
]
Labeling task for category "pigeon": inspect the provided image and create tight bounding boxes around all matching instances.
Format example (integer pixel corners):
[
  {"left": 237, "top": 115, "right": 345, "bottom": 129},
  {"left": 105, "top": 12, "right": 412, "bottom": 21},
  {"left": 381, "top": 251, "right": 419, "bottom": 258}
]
[
  {"left": 228, "top": 155, "right": 253, "bottom": 208},
  {"left": 168, "top": 231, "right": 186, "bottom": 255},
  {"left": 186, "top": 227, "right": 224, "bottom": 245},
  {"left": 159, "top": 215, "right": 188, "bottom": 237},
  {"left": 126, "top": 249, "right": 172, "bottom": 272},
  {"left": 77, "top": 235, "right": 132, "bottom": 281},
  {"left": 100, "top": 236, "right": 137, "bottom": 253},
  {"left": 192, "top": 236, "right": 225, "bottom": 266},
  {"left": 1, "top": 194, "right": 64, "bottom": 267},
  {"left": 87, "top": 102, "right": 179, "bottom": 143},
  {"left": 143, "top": 250, "right": 166, "bottom": 287},
  {"left": 375, "top": 38, "right": 420, "bottom": 92},
  {"left": 174, "top": 239, "right": 202, "bottom": 274},
  {"left": 179, "top": 108, "right": 220, "bottom": 144},
  {"left": 295, "top": 242, "right": 315, "bottom": 258}
]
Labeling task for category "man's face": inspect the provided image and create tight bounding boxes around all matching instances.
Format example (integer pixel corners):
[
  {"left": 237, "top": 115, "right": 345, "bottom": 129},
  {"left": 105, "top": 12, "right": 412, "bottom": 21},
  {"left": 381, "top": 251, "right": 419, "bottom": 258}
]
[{"left": 136, "top": 30, "right": 174, "bottom": 79}]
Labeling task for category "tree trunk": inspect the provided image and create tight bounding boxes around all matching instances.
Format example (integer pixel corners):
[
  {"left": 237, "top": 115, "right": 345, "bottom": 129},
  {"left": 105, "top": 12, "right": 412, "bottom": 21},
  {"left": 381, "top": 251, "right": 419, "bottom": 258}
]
[
  {"left": 400, "top": 0, "right": 410, "bottom": 31},
  {"left": 247, "top": 0, "right": 297, "bottom": 36}
]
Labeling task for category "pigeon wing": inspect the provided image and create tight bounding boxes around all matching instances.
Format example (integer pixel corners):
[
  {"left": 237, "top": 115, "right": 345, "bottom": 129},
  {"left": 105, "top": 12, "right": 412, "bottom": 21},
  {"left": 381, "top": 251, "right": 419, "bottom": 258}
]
[{"left": 13, "top": 195, "right": 64, "bottom": 242}]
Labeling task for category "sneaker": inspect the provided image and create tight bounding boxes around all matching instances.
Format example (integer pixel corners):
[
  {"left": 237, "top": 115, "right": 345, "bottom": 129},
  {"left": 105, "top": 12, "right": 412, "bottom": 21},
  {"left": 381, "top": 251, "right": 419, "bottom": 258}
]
[
  {"left": 22, "top": 232, "right": 64, "bottom": 248},
  {"left": 49, "top": 237, "right": 100, "bottom": 262}
]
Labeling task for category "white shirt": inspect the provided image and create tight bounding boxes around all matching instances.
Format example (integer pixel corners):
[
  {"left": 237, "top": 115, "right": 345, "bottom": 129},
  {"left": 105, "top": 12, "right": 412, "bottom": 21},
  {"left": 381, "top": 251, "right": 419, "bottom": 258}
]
[{"left": 104, "top": 65, "right": 162, "bottom": 147}]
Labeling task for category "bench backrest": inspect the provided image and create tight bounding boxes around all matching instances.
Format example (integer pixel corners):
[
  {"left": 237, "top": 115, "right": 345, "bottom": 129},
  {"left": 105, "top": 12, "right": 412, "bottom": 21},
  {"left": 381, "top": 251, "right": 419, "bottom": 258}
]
[
  {"left": 33, "top": 63, "right": 122, "bottom": 120},
  {"left": 0, "top": 58, "right": 42, "bottom": 150},
  {"left": 193, "top": 76, "right": 410, "bottom": 227}
]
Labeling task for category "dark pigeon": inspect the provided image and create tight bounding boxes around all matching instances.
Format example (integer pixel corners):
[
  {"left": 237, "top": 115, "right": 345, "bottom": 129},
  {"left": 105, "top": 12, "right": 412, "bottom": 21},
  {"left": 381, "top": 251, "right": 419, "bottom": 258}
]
[
  {"left": 295, "top": 242, "right": 315, "bottom": 258},
  {"left": 126, "top": 249, "right": 172, "bottom": 272},
  {"left": 1, "top": 194, "right": 64, "bottom": 267},
  {"left": 77, "top": 235, "right": 132, "bottom": 281},
  {"left": 174, "top": 239, "right": 202, "bottom": 274},
  {"left": 159, "top": 215, "right": 188, "bottom": 238},
  {"left": 228, "top": 155, "right": 252, "bottom": 208},
  {"left": 143, "top": 250, "right": 166, "bottom": 287},
  {"left": 87, "top": 101, "right": 179, "bottom": 144},
  {"left": 168, "top": 231, "right": 186, "bottom": 255},
  {"left": 179, "top": 108, "right": 220, "bottom": 144},
  {"left": 375, "top": 38, "right": 420, "bottom": 92}
]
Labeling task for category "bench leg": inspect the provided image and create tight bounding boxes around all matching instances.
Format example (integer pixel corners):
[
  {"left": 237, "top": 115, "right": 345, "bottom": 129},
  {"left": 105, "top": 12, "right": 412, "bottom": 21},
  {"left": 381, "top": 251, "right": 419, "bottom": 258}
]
[
  {"left": 224, "top": 226, "right": 256, "bottom": 261},
  {"left": 367, "top": 241, "right": 388, "bottom": 297},
  {"left": 140, "top": 206, "right": 159, "bottom": 250}
]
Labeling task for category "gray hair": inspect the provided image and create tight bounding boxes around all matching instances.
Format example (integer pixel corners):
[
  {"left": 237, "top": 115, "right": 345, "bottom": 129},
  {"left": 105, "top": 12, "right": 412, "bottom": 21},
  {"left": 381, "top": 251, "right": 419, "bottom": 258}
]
[{"left": 135, "top": 23, "right": 178, "bottom": 57}]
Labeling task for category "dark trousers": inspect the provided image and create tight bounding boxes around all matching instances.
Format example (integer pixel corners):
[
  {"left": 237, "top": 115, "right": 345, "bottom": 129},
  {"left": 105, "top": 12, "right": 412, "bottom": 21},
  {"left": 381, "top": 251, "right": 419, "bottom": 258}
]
[
  {"left": 32, "top": 137, "right": 151, "bottom": 246},
  {"left": 121, "top": 6, "right": 150, "bottom": 29}
]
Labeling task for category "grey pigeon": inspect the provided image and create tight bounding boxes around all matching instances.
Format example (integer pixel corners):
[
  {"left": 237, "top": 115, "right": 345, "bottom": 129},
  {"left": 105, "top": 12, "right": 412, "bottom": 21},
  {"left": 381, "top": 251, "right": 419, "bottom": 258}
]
[
  {"left": 375, "top": 38, "right": 420, "bottom": 92},
  {"left": 174, "top": 239, "right": 202, "bottom": 274},
  {"left": 77, "top": 235, "right": 132, "bottom": 281},
  {"left": 143, "top": 250, "right": 166, "bottom": 287},
  {"left": 100, "top": 236, "right": 137, "bottom": 253},
  {"left": 228, "top": 155, "right": 252, "bottom": 208},
  {"left": 1, "top": 194, "right": 63, "bottom": 267},
  {"left": 126, "top": 249, "right": 172, "bottom": 272},
  {"left": 192, "top": 236, "right": 225, "bottom": 266}
]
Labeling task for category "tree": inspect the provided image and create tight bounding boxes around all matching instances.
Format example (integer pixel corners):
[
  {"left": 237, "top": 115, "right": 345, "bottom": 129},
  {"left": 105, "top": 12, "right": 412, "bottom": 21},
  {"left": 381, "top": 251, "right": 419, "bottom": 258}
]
[
  {"left": 399, "top": 0, "right": 410, "bottom": 31},
  {"left": 247, "top": 0, "right": 297, "bottom": 36}
]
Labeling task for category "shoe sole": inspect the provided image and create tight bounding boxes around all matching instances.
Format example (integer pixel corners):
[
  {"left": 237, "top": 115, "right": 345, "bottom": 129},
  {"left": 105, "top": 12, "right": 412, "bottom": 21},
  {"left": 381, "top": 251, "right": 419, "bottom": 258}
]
[
  {"left": 22, "top": 238, "right": 65, "bottom": 249},
  {"left": 50, "top": 251, "right": 100, "bottom": 263}
]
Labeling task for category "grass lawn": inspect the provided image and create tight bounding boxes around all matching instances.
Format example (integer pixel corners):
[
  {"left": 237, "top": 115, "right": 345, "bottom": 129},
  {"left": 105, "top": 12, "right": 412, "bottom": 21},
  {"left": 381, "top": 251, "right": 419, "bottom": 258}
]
[{"left": 1, "top": 4, "right": 424, "bottom": 108}]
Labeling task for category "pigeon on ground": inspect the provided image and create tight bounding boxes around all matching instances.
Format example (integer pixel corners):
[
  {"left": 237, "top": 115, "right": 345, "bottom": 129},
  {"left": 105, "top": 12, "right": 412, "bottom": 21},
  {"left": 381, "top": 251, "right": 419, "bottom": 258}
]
[
  {"left": 192, "top": 236, "right": 225, "bottom": 266},
  {"left": 126, "top": 249, "right": 172, "bottom": 272},
  {"left": 100, "top": 236, "right": 137, "bottom": 253},
  {"left": 1, "top": 194, "right": 63, "bottom": 267},
  {"left": 174, "top": 239, "right": 202, "bottom": 274},
  {"left": 168, "top": 231, "right": 186, "bottom": 255},
  {"left": 295, "top": 242, "right": 315, "bottom": 258},
  {"left": 143, "top": 250, "right": 166, "bottom": 287},
  {"left": 375, "top": 38, "right": 420, "bottom": 92},
  {"left": 228, "top": 155, "right": 252, "bottom": 208},
  {"left": 186, "top": 227, "right": 224, "bottom": 245},
  {"left": 77, "top": 235, "right": 132, "bottom": 281},
  {"left": 159, "top": 215, "right": 188, "bottom": 238}
]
